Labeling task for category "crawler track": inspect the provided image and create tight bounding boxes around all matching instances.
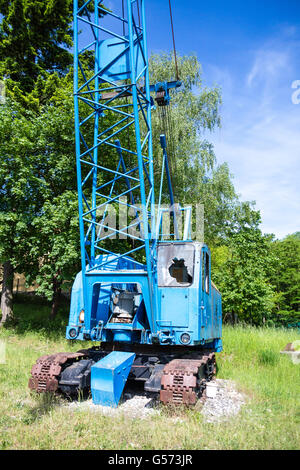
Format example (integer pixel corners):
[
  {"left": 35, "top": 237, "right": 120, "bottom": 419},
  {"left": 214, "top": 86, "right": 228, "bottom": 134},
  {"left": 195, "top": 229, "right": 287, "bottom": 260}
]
[
  {"left": 29, "top": 349, "right": 216, "bottom": 407},
  {"left": 28, "top": 352, "right": 87, "bottom": 393},
  {"left": 160, "top": 353, "right": 216, "bottom": 405}
]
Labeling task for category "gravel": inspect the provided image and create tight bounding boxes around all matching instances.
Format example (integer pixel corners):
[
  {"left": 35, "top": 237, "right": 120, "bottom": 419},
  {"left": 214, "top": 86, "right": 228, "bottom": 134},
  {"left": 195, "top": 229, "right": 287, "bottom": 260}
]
[
  {"left": 66, "top": 379, "right": 246, "bottom": 422},
  {"left": 66, "top": 390, "right": 160, "bottom": 420},
  {"left": 201, "top": 379, "right": 247, "bottom": 423}
]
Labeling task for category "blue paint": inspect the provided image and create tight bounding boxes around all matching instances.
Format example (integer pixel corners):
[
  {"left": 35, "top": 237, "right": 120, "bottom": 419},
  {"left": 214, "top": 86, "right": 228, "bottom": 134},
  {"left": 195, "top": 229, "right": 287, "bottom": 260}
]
[
  {"left": 98, "top": 36, "right": 144, "bottom": 82},
  {"left": 91, "top": 351, "right": 136, "bottom": 407}
]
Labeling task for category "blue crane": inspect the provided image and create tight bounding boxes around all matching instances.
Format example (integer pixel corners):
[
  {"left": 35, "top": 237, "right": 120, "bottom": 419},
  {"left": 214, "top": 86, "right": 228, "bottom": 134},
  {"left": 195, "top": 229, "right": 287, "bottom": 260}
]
[{"left": 29, "top": 0, "right": 222, "bottom": 407}]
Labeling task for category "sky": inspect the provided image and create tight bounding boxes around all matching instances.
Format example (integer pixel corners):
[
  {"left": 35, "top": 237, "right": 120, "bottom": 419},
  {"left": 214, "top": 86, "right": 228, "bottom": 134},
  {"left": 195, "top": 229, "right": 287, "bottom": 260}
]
[{"left": 126, "top": 0, "right": 300, "bottom": 239}]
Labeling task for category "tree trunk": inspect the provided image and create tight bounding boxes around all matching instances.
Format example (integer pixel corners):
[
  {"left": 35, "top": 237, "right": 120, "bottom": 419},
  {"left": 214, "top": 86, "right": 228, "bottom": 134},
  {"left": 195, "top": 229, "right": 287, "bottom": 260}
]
[
  {"left": 0, "top": 261, "right": 14, "bottom": 326},
  {"left": 50, "top": 278, "right": 62, "bottom": 319}
]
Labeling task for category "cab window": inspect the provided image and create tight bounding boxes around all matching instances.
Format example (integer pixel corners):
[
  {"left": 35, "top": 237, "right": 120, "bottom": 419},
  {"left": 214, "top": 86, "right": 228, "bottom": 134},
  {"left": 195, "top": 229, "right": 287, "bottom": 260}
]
[
  {"left": 157, "top": 244, "right": 195, "bottom": 287},
  {"left": 202, "top": 251, "right": 210, "bottom": 294}
]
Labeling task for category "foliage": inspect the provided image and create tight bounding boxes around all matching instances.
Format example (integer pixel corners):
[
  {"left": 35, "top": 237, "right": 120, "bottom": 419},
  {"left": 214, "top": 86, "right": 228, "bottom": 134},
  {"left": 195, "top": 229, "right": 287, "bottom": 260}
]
[
  {"left": 212, "top": 218, "right": 276, "bottom": 325},
  {"left": 268, "top": 234, "right": 300, "bottom": 325},
  {"left": 0, "top": 101, "right": 43, "bottom": 272},
  {"left": 0, "top": 94, "right": 80, "bottom": 316},
  {"left": 0, "top": 0, "right": 74, "bottom": 92},
  {"left": 28, "top": 191, "right": 80, "bottom": 314},
  {"left": 0, "top": 0, "right": 104, "bottom": 95}
]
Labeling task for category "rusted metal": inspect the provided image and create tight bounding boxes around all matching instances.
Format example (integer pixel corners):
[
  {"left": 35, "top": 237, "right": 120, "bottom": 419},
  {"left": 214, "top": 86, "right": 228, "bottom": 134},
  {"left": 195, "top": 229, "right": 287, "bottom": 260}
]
[
  {"left": 99, "top": 85, "right": 145, "bottom": 102},
  {"left": 28, "top": 346, "right": 217, "bottom": 407},
  {"left": 160, "top": 353, "right": 216, "bottom": 405},
  {"left": 283, "top": 343, "right": 295, "bottom": 352},
  {"left": 28, "top": 352, "right": 86, "bottom": 393},
  {"left": 155, "top": 90, "right": 166, "bottom": 106}
]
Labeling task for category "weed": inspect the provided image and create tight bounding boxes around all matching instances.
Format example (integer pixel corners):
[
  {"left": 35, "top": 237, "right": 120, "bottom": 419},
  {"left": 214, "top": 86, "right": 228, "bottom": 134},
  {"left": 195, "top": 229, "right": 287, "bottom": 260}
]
[{"left": 258, "top": 349, "right": 279, "bottom": 366}]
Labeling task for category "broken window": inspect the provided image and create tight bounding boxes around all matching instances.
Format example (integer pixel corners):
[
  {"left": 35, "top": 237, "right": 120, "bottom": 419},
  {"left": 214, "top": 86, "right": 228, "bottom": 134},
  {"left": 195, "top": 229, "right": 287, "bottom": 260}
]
[
  {"left": 169, "top": 258, "right": 193, "bottom": 284},
  {"left": 157, "top": 243, "right": 194, "bottom": 287}
]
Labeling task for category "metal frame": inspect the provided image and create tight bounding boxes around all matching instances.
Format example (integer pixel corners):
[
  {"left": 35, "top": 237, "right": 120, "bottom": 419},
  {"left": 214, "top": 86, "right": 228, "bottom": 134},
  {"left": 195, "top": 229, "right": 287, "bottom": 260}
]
[{"left": 73, "top": 0, "right": 156, "bottom": 318}]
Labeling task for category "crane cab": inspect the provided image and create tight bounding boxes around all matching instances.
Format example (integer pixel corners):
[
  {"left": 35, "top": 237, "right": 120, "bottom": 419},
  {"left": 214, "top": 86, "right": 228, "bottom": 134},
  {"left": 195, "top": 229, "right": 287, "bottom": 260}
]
[{"left": 156, "top": 241, "right": 222, "bottom": 351}]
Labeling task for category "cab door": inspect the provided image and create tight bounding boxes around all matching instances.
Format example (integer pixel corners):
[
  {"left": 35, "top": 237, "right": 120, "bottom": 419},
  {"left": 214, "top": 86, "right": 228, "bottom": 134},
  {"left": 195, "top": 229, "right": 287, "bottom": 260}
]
[{"left": 200, "top": 247, "right": 212, "bottom": 340}]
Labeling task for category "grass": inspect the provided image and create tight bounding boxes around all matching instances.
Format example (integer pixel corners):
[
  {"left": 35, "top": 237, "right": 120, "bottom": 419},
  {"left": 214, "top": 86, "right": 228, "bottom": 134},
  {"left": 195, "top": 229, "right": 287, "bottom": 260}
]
[{"left": 0, "top": 302, "right": 299, "bottom": 450}]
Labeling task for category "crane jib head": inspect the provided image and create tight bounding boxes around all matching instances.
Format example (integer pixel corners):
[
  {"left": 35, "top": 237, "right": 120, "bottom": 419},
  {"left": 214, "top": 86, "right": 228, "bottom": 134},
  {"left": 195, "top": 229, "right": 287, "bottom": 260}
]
[{"left": 150, "top": 80, "right": 182, "bottom": 106}]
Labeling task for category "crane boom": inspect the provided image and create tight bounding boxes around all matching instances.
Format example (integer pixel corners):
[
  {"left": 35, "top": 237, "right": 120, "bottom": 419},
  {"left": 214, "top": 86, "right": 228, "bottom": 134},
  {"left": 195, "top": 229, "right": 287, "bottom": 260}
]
[{"left": 73, "top": 0, "right": 156, "bottom": 322}]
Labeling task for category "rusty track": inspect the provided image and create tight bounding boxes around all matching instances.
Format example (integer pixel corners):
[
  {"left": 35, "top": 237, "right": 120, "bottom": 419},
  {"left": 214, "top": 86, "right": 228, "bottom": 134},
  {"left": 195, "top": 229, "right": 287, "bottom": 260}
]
[
  {"left": 160, "top": 352, "right": 216, "bottom": 405},
  {"left": 28, "top": 352, "right": 87, "bottom": 393},
  {"left": 28, "top": 348, "right": 216, "bottom": 407}
]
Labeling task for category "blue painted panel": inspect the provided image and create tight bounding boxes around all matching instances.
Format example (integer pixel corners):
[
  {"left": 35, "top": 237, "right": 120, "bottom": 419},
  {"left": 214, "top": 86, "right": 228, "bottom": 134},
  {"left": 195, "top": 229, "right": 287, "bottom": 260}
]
[
  {"left": 99, "top": 36, "right": 144, "bottom": 82},
  {"left": 91, "top": 351, "right": 136, "bottom": 407},
  {"left": 159, "top": 288, "right": 189, "bottom": 328}
]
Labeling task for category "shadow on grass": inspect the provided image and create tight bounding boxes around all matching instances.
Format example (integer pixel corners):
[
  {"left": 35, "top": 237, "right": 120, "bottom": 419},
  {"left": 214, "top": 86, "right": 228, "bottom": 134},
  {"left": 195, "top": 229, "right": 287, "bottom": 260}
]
[
  {"left": 24, "top": 392, "right": 64, "bottom": 425},
  {"left": 25, "top": 388, "right": 93, "bottom": 425},
  {"left": 3, "top": 295, "right": 70, "bottom": 340}
]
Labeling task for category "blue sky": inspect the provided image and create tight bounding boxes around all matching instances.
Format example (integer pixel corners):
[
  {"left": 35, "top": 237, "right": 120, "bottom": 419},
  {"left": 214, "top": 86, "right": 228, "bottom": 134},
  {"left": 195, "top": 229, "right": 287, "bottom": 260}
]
[
  {"left": 141, "top": 0, "right": 300, "bottom": 239},
  {"left": 113, "top": 0, "right": 300, "bottom": 239}
]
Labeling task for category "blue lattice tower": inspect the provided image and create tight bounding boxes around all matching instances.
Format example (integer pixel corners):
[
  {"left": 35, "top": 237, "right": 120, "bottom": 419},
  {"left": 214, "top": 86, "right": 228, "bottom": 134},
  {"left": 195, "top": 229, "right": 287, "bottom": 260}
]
[{"left": 73, "top": 0, "right": 157, "bottom": 320}]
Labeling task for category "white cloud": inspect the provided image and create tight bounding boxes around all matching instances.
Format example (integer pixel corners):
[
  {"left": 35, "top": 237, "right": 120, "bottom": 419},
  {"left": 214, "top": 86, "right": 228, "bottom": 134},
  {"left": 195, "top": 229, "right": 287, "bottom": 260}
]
[
  {"left": 246, "top": 49, "right": 290, "bottom": 87},
  {"left": 207, "top": 28, "right": 300, "bottom": 239}
]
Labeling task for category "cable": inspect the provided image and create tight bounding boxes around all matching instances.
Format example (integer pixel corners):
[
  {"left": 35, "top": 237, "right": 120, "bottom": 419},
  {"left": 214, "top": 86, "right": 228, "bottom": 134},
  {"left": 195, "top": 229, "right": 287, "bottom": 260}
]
[{"left": 168, "top": 0, "right": 179, "bottom": 80}]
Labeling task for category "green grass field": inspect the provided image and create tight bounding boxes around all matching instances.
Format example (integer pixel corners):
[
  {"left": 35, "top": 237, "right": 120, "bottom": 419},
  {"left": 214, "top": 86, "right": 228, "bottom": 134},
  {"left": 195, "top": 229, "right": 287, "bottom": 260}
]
[{"left": 0, "top": 302, "right": 299, "bottom": 450}]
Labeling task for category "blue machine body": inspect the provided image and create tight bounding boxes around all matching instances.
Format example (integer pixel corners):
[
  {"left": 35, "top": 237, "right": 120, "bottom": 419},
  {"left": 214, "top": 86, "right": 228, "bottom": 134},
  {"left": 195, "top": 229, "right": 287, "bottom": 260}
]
[
  {"left": 70, "top": 0, "right": 222, "bottom": 406},
  {"left": 66, "top": 241, "right": 222, "bottom": 352}
]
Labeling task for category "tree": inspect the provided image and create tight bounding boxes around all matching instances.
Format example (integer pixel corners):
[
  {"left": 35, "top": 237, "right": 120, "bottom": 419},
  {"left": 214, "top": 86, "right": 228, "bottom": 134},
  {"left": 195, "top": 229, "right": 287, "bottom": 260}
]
[
  {"left": 149, "top": 53, "right": 221, "bottom": 196},
  {"left": 0, "top": 1, "right": 75, "bottom": 324},
  {"left": 269, "top": 234, "right": 300, "bottom": 325},
  {"left": 0, "top": 101, "right": 46, "bottom": 324},
  {"left": 0, "top": 81, "right": 80, "bottom": 322},
  {"left": 0, "top": 0, "right": 74, "bottom": 93},
  {"left": 212, "top": 213, "right": 276, "bottom": 325},
  {"left": 149, "top": 53, "right": 252, "bottom": 245},
  {"left": 0, "top": 5, "right": 273, "bottom": 325},
  {"left": 23, "top": 97, "right": 82, "bottom": 318}
]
